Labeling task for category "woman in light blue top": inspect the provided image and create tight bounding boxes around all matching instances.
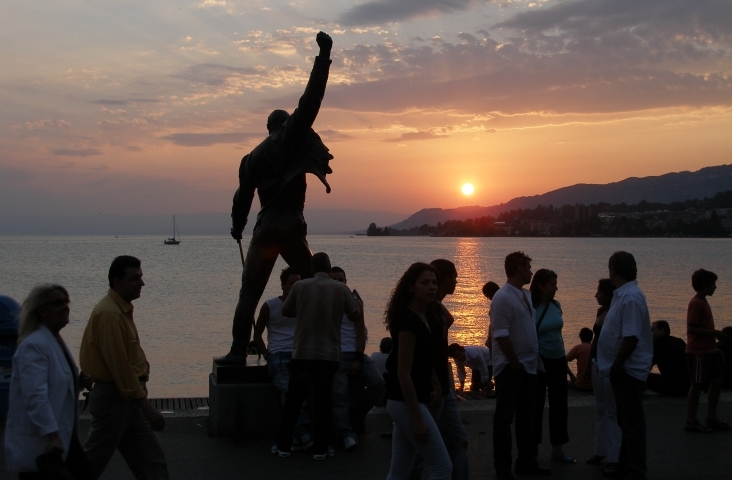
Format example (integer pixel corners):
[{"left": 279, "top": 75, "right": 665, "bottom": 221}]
[{"left": 530, "top": 269, "right": 574, "bottom": 464}]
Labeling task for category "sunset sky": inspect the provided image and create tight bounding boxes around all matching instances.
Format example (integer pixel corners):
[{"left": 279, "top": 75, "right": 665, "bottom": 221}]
[{"left": 1, "top": 0, "right": 730, "bottom": 218}]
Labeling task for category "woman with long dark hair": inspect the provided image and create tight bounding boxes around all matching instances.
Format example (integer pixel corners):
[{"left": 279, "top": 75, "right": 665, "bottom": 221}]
[
  {"left": 586, "top": 279, "right": 621, "bottom": 475},
  {"left": 384, "top": 263, "right": 451, "bottom": 480},
  {"left": 4, "top": 284, "right": 95, "bottom": 479},
  {"left": 529, "top": 269, "right": 574, "bottom": 463}
]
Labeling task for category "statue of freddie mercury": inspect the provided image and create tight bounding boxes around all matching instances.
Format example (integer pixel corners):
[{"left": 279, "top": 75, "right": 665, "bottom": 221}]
[{"left": 218, "top": 31, "right": 334, "bottom": 363}]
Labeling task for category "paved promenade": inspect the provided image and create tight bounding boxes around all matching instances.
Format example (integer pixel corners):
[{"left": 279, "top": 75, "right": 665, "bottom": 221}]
[{"left": 2, "top": 392, "right": 731, "bottom": 480}]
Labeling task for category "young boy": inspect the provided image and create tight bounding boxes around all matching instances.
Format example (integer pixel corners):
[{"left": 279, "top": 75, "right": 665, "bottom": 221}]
[
  {"left": 566, "top": 327, "right": 593, "bottom": 391},
  {"left": 685, "top": 269, "right": 730, "bottom": 432}
]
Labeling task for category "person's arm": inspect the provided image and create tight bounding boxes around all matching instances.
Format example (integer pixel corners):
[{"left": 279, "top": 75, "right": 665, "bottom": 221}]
[
  {"left": 427, "top": 367, "right": 443, "bottom": 411},
  {"left": 491, "top": 294, "right": 522, "bottom": 370},
  {"left": 612, "top": 336, "right": 639, "bottom": 374},
  {"left": 230, "top": 161, "right": 256, "bottom": 240},
  {"left": 687, "top": 325, "right": 726, "bottom": 339},
  {"left": 16, "top": 341, "right": 63, "bottom": 451},
  {"left": 566, "top": 345, "right": 579, "bottom": 381},
  {"left": 687, "top": 298, "right": 726, "bottom": 339},
  {"left": 455, "top": 359, "right": 467, "bottom": 392},
  {"left": 440, "top": 303, "right": 455, "bottom": 330},
  {"left": 396, "top": 331, "right": 430, "bottom": 442},
  {"left": 253, "top": 303, "right": 270, "bottom": 359},
  {"left": 495, "top": 337, "right": 523, "bottom": 370},
  {"left": 134, "top": 397, "right": 165, "bottom": 431}
]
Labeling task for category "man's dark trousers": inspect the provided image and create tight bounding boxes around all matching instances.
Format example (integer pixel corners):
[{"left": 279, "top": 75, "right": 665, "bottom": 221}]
[
  {"left": 610, "top": 369, "right": 647, "bottom": 480},
  {"left": 277, "top": 359, "right": 339, "bottom": 455},
  {"left": 231, "top": 211, "right": 311, "bottom": 354},
  {"left": 493, "top": 367, "right": 538, "bottom": 473}
]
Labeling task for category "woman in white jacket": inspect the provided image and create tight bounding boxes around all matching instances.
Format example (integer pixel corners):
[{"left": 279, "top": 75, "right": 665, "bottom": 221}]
[{"left": 4, "top": 284, "right": 94, "bottom": 479}]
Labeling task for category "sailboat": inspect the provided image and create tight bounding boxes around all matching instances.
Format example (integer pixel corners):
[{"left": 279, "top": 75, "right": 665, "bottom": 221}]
[{"left": 164, "top": 215, "right": 181, "bottom": 245}]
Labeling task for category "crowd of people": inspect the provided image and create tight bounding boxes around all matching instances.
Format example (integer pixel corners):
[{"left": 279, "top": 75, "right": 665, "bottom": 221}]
[{"left": 4, "top": 250, "right": 731, "bottom": 480}]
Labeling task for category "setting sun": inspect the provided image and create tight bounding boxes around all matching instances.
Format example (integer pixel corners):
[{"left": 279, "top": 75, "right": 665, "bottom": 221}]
[{"left": 462, "top": 183, "right": 475, "bottom": 195}]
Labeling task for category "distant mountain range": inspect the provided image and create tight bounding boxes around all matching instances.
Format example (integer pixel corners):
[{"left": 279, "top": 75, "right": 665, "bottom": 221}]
[{"left": 390, "top": 164, "right": 732, "bottom": 230}]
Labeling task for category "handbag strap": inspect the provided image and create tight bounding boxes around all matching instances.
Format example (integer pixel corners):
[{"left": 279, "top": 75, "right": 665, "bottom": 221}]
[{"left": 535, "top": 302, "right": 551, "bottom": 332}]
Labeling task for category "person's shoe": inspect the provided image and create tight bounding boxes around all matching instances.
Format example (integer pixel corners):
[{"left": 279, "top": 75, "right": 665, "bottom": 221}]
[
  {"left": 685, "top": 419, "right": 712, "bottom": 433},
  {"left": 601, "top": 462, "right": 622, "bottom": 478},
  {"left": 214, "top": 353, "right": 246, "bottom": 365},
  {"left": 343, "top": 437, "right": 357, "bottom": 451},
  {"left": 270, "top": 445, "right": 291, "bottom": 458},
  {"left": 706, "top": 417, "right": 731, "bottom": 431},
  {"left": 291, "top": 434, "right": 313, "bottom": 452},
  {"left": 550, "top": 454, "right": 576, "bottom": 464},
  {"left": 515, "top": 460, "right": 551, "bottom": 476},
  {"left": 312, "top": 447, "right": 335, "bottom": 460}
]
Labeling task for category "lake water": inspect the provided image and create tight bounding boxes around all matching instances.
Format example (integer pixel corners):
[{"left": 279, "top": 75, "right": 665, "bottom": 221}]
[{"left": 1, "top": 235, "right": 731, "bottom": 397}]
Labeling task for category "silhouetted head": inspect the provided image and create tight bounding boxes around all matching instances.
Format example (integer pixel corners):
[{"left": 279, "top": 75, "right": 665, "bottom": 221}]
[
  {"left": 579, "top": 327, "right": 593, "bottom": 343},
  {"left": 311, "top": 252, "right": 331, "bottom": 274},
  {"left": 379, "top": 337, "right": 393, "bottom": 353},
  {"left": 430, "top": 259, "right": 457, "bottom": 296},
  {"left": 652, "top": 320, "right": 671, "bottom": 339},
  {"left": 691, "top": 268, "right": 718, "bottom": 294},
  {"left": 505, "top": 251, "right": 532, "bottom": 285},
  {"left": 267, "top": 110, "right": 290, "bottom": 134},
  {"left": 608, "top": 251, "right": 637, "bottom": 285},
  {"left": 482, "top": 281, "right": 500, "bottom": 300}
]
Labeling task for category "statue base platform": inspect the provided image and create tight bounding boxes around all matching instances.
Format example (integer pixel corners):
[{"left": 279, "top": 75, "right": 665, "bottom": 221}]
[{"left": 208, "top": 357, "right": 281, "bottom": 437}]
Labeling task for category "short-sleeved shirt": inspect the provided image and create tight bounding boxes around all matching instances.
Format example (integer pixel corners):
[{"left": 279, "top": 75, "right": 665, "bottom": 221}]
[
  {"left": 490, "top": 283, "right": 541, "bottom": 376},
  {"left": 686, "top": 295, "right": 716, "bottom": 354},
  {"left": 386, "top": 308, "right": 437, "bottom": 404},
  {"left": 566, "top": 343, "right": 592, "bottom": 390},
  {"left": 596, "top": 281, "right": 653, "bottom": 381},
  {"left": 535, "top": 301, "right": 566, "bottom": 360},
  {"left": 283, "top": 272, "right": 359, "bottom": 362}
]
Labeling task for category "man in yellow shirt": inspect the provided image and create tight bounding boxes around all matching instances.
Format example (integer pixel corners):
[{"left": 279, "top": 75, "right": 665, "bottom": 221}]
[{"left": 80, "top": 255, "right": 168, "bottom": 479}]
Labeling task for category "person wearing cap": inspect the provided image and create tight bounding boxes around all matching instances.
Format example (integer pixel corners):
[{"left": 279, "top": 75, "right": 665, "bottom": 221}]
[{"left": 219, "top": 31, "right": 336, "bottom": 364}]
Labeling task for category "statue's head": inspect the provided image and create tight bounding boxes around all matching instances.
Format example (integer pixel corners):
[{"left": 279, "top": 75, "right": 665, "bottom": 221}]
[{"left": 267, "top": 110, "right": 290, "bottom": 134}]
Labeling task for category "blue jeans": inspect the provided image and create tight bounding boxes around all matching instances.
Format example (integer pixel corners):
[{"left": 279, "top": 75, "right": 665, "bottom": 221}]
[
  {"left": 267, "top": 351, "right": 310, "bottom": 438},
  {"left": 332, "top": 352, "right": 386, "bottom": 443},
  {"left": 387, "top": 400, "right": 452, "bottom": 480},
  {"left": 410, "top": 390, "right": 469, "bottom": 480}
]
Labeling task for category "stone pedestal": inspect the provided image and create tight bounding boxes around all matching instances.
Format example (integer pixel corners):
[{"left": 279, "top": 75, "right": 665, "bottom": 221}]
[{"left": 209, "top": 357, "right": 282, "bottom": 437}]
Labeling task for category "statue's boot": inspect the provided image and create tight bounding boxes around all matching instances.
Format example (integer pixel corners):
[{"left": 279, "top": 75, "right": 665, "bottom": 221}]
[{"left": 215, "top": 352, "right": 247, "bottom": 365}]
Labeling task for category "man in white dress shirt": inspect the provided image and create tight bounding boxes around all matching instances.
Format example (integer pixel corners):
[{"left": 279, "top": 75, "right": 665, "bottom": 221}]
[
  {"left": 597, "top": 251, "right": 652, "bottom": 480},
  {"left": 491, "top": 252, "right": 550, "bottom": 479}
]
